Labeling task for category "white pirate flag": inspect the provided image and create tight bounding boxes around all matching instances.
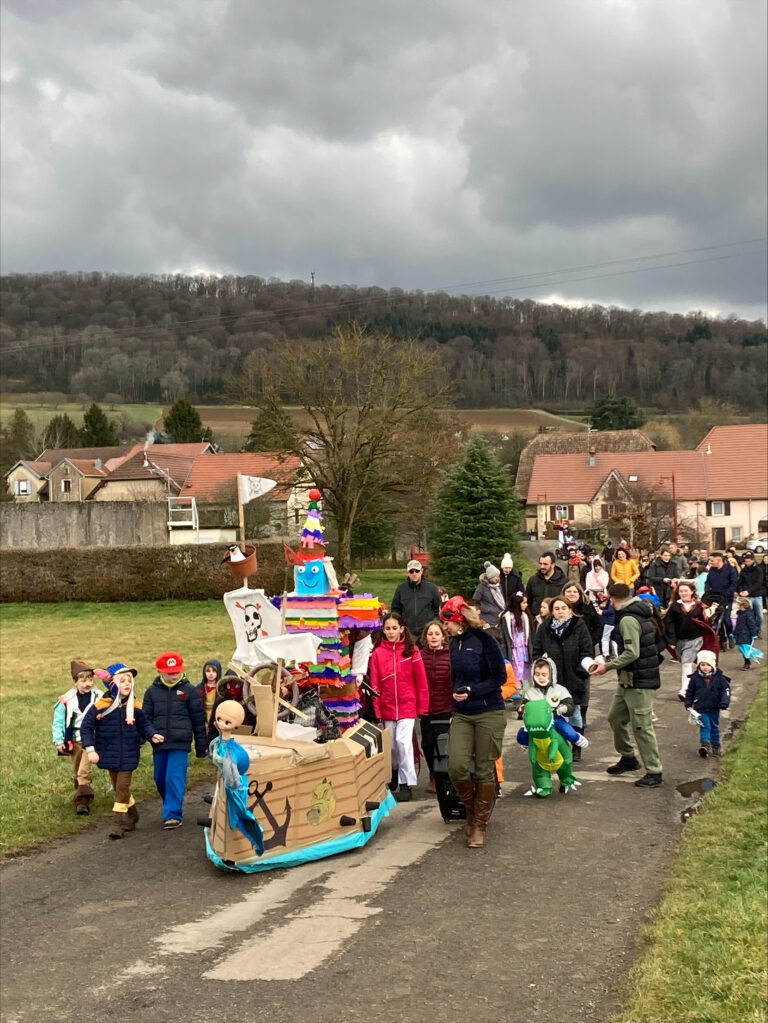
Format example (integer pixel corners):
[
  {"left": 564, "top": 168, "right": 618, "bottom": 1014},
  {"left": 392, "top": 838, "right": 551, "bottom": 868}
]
[{"left": 238, "top": 475, "right": 277, "bottom": 505}]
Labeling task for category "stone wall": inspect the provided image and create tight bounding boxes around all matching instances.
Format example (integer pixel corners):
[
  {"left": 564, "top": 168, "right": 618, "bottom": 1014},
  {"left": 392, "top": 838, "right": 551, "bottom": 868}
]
[{"left": 0, "top": 500, "right": 170, "bottom": 548}]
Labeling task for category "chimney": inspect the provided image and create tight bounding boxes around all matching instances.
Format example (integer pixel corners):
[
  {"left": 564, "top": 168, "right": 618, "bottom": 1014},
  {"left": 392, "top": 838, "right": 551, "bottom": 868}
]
[
  {"left": 94, "top": 458, "right": 102, "bottom": 471},
  {"left": 588, "top": 448, "right": 597, "bottom": 467},
  {"left": 706, "top": 443, "right": 712, "bottom": 455}
]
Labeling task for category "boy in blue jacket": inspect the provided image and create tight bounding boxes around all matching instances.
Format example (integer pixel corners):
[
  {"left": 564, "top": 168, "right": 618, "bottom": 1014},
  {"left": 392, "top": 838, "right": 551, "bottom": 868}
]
[
  {"left": 684, "top": 650, "right": 731, "bottom": 758},
  {"left": 142, "top": 651, "right": 208, "bottom": 829},
  {"left": 81, "top": 664, "right": 163, "bottom": 839}
]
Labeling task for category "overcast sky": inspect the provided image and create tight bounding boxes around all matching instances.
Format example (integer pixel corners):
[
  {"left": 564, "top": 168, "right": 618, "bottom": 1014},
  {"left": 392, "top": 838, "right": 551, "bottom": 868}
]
[{"left": 2, "top": 0, "right": 766, "bottom": 320}]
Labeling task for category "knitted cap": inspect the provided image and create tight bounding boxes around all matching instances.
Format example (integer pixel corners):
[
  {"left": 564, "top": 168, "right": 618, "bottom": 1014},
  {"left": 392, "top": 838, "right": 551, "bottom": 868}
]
[
  {"left": 70, "top": 660, "right": 94, "bottom": 679},
  {"left": 106, "top": 662, "right": 138, "bottom": 678},
  {"left": 484, "top": 560, "right": 500, "bottom": 580},
  {"left": 696, "top": 650, "right": 717, "bottom": 668},
  {"left": 500, "top": 553, "right": 514, "bottom": 569}
]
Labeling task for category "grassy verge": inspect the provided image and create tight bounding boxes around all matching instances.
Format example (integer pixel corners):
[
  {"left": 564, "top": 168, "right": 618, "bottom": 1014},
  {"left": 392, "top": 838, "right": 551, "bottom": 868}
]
[
  {"left": 0, "top": 600, "right": 235, "bottom": 855},
  {"left": 611, "top": 675, "right": 768, "bottom": 1023}
]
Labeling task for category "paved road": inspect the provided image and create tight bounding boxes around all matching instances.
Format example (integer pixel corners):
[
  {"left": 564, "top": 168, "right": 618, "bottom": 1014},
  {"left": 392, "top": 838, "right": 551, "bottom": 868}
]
[{"left": 0, "top": 642, "right": 760, "bottom": 1023}]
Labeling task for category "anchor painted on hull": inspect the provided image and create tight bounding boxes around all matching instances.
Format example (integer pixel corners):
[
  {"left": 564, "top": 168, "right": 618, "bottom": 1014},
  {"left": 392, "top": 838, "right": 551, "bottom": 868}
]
[{"left": 247, "top": 779, "right": 292, "bottom": 849}]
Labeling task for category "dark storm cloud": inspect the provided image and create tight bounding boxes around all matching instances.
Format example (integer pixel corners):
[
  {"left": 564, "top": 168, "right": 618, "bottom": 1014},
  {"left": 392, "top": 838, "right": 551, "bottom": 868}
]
[{"left": 1, "top": 0, "right": 765, "bottom": 319}]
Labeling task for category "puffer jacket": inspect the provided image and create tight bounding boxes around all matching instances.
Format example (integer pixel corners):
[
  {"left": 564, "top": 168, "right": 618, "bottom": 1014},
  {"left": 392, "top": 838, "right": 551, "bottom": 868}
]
[
  {"left": 684, "top": 668, "right": 731, "bottom": 713},
  {"left": 472, "top": 574, "right": 506, "bottom": 628},
  {"left": 370, "top": 640, "right": 429, "bottom": 721},
  {"left": 142, "top": 675, "right": 208, "bottom": 755},
  {"left": 525, "top": 565, "right": 568, "bottom": 616},
  {"left": 80, "top": 696, "right": 157, "bottom": 771},
  {"left": 449, "top": 627, "right": 506, "bottom": 715},
  {"left": 420, "top": 645, "right": 453, "bottom": 715},
  {"left": 531, "top": 615, "right": 595, "bottom": 705},
  {"left": 734, "top": 608, "right": 758, "bottom": 645}
]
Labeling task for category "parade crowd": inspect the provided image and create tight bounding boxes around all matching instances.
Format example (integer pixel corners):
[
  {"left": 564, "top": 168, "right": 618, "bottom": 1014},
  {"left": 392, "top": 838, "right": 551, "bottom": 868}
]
[{"left": 55, "top": 540, "right": 765, "bottom": 849}]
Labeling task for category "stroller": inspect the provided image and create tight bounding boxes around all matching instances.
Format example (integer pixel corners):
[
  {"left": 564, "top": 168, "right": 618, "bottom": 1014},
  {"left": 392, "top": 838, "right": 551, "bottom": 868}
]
[{"left": 701, "top": 591, "right": 729, "bottom": 649}]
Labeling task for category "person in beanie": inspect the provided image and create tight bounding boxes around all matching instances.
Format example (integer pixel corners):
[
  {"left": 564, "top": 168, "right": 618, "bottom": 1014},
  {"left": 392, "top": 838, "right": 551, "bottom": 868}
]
[
  {"left": 80, "top": 665, "right": 163, "bottom": 839},
  {"left": 440, "top": 596, "right": 506, "bottom": 849},
  {"left": 473, "top": 561, "right": 506, "bottom": 629},
  {"left": 142, "top": 652, "right": 208, "bottom": 829},
  {"left": 684, "top": 650, "right": 731, "bottom": 757},
  {"left": 52, "top": 661, "right": 104, "bottom": 815},
  {"left": 499, "top": 553, "right": 523, "bottom": 607}
]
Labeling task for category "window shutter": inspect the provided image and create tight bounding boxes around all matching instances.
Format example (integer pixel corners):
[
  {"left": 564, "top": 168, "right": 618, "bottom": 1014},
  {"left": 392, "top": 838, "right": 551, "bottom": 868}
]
[
  {"left": 724, "top": 500, "right": 731, "bottom": 515},
  {"left": 568, "top": 505, "right": 574, "bottom": 519},
  {"left": 705, "top": 501, "right": 712, "bottom": 516},
  {"left": 549, "top": 505, "right": 556, "bottom": 521},
  {"left": 601, "top": 504, "right": 609, "bottom": 519}
]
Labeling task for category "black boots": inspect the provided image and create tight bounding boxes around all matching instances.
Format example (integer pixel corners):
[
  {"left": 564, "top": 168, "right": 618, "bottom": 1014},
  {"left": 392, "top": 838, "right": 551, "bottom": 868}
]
[
  {"left": 606, "top": 756, "right": 640, "bottom": 775},
  {"left": 635, "top": 773, "right": 663, "bottom": 787},
  {"left": 394, "top": 785, "right": 412, "bottom": 802}
]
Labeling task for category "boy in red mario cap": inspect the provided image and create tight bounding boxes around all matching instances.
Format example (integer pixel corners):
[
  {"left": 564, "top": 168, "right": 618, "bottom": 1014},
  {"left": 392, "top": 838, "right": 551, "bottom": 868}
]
[{"left": 142, "top": 651, "right": 208, "bottom": 829}]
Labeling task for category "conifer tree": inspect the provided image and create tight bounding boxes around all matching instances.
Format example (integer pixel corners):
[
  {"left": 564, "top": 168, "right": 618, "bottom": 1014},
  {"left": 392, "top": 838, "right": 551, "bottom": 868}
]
[
  {"left": 42, "top": 413, "right": 82, "bottom": 450},
  {"left": 163, "top": 399, "right": 213, "bottom": 443},
  {"left": 5, "top": 409, "right": 38, "bottom": 460},
  {"left": 80, "top": 403, "right": 119, "bottom": 446},
  {"left": 428, "top": 432, "right": 522, "bottom": 597}
]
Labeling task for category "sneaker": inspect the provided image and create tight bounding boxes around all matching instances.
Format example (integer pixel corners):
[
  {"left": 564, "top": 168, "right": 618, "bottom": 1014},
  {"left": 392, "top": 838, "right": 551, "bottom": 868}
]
[
  {"left": 698, "top": 742, "right": 710, "bottom": 758},
  {"left": 711, "top": 744, "right": 723, "bottom": 757},
  {"left": 634, "top": 773, "right": 663, "bottom": 787},
  {"left": 163, "top": 818, "right": 183, "bottom": 829},
  {"left": 394, "top": 785, "right": 412, "bottom": 803},
  {"left": 606, "top": 756, "right": 641, "bottom": 775},
  {"left": 727, "top": 636, "right": 736, "bottom": 649}
]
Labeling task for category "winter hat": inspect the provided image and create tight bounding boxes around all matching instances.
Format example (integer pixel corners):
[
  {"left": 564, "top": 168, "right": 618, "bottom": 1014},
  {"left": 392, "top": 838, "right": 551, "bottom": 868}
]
[
  {"left": 70, "top": 660, "right": 94, "bottom": 679},
  {"left": 696, "top": 650, "right": 717, "bottom": 669},
  {"left": 155, "top": 651, "right": 184, "bottom": 673},
  {"left": 100, "top": 669, "right": 136, "bottom": 724},
  {"left": 484, "top": 560, "right": 501, "bottom": 581},
  {"left": 500, "top": 553, "right": 514, "bottom": 569},
  {"left": 106, "top": 662, "right": 138, "bottom": 678}
]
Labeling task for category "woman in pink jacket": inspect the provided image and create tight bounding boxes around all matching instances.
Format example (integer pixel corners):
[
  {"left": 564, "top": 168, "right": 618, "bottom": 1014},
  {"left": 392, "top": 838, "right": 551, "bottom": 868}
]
[{"left": 369, "top": 612, "right": 429, "bottom": 803}]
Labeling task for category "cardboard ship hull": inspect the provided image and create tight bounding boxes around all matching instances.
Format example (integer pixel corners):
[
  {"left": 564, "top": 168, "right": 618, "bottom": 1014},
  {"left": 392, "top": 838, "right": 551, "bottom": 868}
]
[{"left": 205, "top": 720, "right": 393, "bottom": 873}]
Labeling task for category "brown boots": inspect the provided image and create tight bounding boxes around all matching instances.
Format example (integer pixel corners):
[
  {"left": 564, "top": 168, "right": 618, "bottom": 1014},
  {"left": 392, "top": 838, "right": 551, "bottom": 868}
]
[
  {"left": 453, "top": 779, "right": 476, "bottom": 839},
  {"left": 108, "top": 812, "right": 126, "bottom": 840},
  {"left": 73, "top": 784, "right": 95, "bottom": 816},
  {"left": 123, "top": 804, "right": 139, "bottom": 832},
  {"left": 426, "top": 772, "right": 436, "bottom": 794},
  {"left": 467, "top": 782, "right": 496, "bottom": 848}
]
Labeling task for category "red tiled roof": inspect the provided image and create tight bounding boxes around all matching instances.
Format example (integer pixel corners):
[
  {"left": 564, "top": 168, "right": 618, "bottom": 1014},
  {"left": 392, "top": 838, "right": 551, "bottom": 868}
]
[
  {"left": 103, "top": 450, "right": 198, "bottom": 490},
  {"left": 39, "top": 445, "right": 133, "bottom": 463},
  {"left": 526, "top": 441, "right": 768, "bottom": 505},
  {"left": 182, "top": 453, "right": 304, "bottom": 501},
  {"left": 695, "top": 424, "right": 768, "bottom": 499},
  {"left": 57, "top": 458, "right": 109, "bottom": 477},
  {"left": 6, "top": 460, "right": 52, "bottom": 478}
]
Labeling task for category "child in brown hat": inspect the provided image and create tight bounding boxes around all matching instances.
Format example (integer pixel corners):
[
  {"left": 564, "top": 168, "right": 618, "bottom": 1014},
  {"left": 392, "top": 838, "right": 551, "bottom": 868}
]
[{"left": 52, "top": 661, "right": 104, "bottom": 815}]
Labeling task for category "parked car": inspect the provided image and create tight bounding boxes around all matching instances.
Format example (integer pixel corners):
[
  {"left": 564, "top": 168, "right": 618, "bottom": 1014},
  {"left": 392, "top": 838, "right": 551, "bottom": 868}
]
[{"left": 746, "top": 536, "right": 768, "bottom": 554}]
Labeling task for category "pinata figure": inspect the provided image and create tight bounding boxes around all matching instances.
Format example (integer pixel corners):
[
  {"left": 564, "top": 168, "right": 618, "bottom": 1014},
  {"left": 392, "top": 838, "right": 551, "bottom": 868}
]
[
  {"left": 519, "top": 698, "right": 581, "bottom": 797},
  {"left": 283, "top": 489, "right": 381, "bottom": 731}
]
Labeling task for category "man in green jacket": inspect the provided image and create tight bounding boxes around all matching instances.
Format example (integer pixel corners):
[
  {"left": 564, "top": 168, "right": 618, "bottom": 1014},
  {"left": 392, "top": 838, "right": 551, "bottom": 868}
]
[{"left": 589, "top": 583, "right": 663, "bottom": 788}]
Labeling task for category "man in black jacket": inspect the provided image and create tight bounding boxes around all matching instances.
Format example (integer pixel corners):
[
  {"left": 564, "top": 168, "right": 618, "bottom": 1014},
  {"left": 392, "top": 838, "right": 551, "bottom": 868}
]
[
  {"left": 525, "top": 552, "right": 567, "bottom": 616},
  {"left": 589, "top": 583, "right": 663, "bottom": 787},
  {"left": 738, "top": 551, "right": 765, "bottom": 637},
  {"left": 646, "top": 548, "right": 677, "bottom": 606},
  {"left": 391, "top": 560, "right": 442, "bottom": 638}
]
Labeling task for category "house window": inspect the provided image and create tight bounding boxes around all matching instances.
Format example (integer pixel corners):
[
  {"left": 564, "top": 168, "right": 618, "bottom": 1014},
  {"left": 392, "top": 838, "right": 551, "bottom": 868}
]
[
  {"left": 295, "top": 508, "right": 301, "bottom": 525},
  {"left": 711, "top": 501, "right": 725, "bottom": 516},
  {"left": 61, "top": 479, "right": 72, "bottom": 494},
  {"left": 731, "top": 527, "right": 742, "bottom": 542},
  {"left": 554, "top": 504, "right": 570, "bottom": 519},
  {"left": 13, "top": 480, "right": 31, "bottom": 495}
]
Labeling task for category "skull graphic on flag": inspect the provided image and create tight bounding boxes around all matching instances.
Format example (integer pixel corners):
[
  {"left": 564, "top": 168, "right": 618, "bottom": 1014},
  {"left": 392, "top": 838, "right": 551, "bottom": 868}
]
[{"left": 224, "top": 586, "right": 283, "bottom": 665}]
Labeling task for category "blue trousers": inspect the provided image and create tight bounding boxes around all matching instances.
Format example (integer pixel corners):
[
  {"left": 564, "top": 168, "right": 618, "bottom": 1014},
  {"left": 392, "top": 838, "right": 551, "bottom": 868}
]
[
  {"left": 153, "top": 749, "right": 189, "bottom": 821},
  {"left": 699, "top": 711, "right": 720, "bottom": 746},
  {"left": 748, "top": 596, "right": 763, "bottom": 636}
]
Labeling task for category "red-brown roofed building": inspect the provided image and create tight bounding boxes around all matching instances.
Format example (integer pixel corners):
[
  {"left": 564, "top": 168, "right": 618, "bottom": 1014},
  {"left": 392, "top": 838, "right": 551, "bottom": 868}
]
[
  {"left": 47, "top": 458, "right": 110, "bottom": 502},
  {"left": 182, "top": 453, "right": 303, "bottom": 503},
  {"left": 4, "top": 460, "right": 52, "bottom": 502},
  {"left": 526, "top": 423, "right": 768, "bottom": 549}
]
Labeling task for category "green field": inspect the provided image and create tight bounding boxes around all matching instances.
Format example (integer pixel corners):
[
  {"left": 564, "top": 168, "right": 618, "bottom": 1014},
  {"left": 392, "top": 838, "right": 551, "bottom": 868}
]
[{"left": 0, "top": 397, "right": 163, "bottom": 434}]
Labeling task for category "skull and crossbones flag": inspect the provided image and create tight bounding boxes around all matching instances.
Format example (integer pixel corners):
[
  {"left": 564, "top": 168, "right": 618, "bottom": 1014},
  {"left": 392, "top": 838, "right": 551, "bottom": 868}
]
[
  {"left": 224, "top": 586, "right": 283, "bottom": 665},
  {"left": 237, "top": 475, "right": 277, "bottom": 505}
]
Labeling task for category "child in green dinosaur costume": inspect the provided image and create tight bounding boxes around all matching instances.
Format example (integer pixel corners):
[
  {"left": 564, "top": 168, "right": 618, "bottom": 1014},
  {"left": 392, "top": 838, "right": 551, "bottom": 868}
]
[{"left": 520, "top": 698, "right": 582, "bottom": 797}]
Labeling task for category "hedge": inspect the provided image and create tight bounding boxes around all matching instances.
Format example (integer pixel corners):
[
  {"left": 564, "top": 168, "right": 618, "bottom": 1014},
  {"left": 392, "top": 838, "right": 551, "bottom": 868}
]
[{"left": 0, "top": 541, "right": 293, "bottom": 602}]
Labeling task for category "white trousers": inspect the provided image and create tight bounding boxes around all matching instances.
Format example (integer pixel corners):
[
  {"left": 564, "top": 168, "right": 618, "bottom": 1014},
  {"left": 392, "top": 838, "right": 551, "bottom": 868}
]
[{"left": 383, "top": 718, "right": 417, "bottom": 786}]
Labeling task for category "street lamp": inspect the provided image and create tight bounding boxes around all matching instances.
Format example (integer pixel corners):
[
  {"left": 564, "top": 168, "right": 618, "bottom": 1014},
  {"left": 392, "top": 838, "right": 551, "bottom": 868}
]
[{"left": 658, "top": 473, "right": 678, "bottom": 543}]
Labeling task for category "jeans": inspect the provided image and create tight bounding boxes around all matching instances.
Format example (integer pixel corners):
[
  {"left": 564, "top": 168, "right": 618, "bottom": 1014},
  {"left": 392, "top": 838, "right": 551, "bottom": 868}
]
[
  {"left": 153, "top": 749, "right": 190, "bottom": 821},
  {"left": 748, "top": 596, "right": 763, "bottom": 635},
  {"left": 699, "top": 710, "right": 721, "bottom": 746}
]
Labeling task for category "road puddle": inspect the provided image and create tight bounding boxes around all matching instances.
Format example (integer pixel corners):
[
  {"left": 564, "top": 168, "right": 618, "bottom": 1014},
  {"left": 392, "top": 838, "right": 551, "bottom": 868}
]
[{"left": 676, "top": 777, "right": 717, "bottom": 822}]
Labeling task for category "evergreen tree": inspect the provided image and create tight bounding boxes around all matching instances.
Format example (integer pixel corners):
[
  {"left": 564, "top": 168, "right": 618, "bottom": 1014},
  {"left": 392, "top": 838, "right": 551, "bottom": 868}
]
[
  {"left": 42, "top": 413, "right": 82, "bottom": 449},
  {"left": 163, "top": 399, "right": 213, "bottom": 443},
  {"left": 588, "top": 394, "right": 644, "bottom": 431},
  {"left": 428, "top": 432, "right": 522, "bottom": 596},
  {"left": 5, "top": 409, "right": 38, "bottom": 460},
  {"left": 80, "top": 403, "right": 119, "bottom": 446}
]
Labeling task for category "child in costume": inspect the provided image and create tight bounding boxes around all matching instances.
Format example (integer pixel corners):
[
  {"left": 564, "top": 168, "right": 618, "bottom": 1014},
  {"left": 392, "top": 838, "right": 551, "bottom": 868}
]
[
  {"left": 52, "top": 660, "right": 104, "bottom": 815},
  {"left": 197, "top": 658, "right": 222, "bottom": 725},
  {"left": 142, "top": 651, "right": 208, "bottom": 829},
  {"left": 518, "top": 697, "right": 581, "bottom": 797},
  {"left": 684, "top": 650, "right": 731, "bottom": 758},
  {"left": 733, "top": 596, "right": 760, "bottom": 670},
  {"left": 80, "top": 664, "right": 164, "bottom": 839},
  {"left": 369, "top": 612, "right": 429, "bottom": 803}
]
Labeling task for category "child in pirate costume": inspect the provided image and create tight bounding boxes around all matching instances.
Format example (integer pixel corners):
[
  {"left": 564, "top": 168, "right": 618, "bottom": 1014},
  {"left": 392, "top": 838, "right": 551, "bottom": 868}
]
[
  {"left": 52, "top": 660, "right": 104, "bottom": 815},
  {"left": 80, "top": 664, "right": 164, "bottom": 839}
]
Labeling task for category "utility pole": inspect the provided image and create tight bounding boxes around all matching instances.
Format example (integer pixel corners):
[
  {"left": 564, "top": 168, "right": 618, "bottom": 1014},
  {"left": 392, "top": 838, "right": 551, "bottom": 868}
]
[{"left": 310, "top": 271, "right": 315, "bottom": 300}]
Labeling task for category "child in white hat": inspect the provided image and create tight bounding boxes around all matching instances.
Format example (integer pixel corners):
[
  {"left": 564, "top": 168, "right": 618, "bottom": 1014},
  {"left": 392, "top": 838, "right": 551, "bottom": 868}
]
[{"left": 683, "top": 650, "right": 731, "bottom": 758}]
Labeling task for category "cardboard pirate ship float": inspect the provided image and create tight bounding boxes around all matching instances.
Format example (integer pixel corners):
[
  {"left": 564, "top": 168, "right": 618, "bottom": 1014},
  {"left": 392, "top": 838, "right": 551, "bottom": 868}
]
[{"left": 205, "top": 489, "right": 394, "bottom": 873}]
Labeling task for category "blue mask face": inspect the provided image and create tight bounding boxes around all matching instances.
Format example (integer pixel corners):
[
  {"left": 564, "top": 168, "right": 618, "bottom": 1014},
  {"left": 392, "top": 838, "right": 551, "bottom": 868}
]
[{"left": 295, "top": 560, "right": 328, "bottom": 595}]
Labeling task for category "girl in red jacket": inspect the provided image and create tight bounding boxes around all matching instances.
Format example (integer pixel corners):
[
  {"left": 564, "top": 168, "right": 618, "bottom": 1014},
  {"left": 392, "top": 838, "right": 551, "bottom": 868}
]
[
  {"left": 419, "top": 619, "right": 454, "bottom": 793},
  {"left": 370, "top": 612, "right": 429, "bottom": 803}
]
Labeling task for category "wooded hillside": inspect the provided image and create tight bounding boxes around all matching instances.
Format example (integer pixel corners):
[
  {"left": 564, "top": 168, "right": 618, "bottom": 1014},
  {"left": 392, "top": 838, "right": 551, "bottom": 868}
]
[{"left": 1, "top": 272, "right": 765, "bottom": 411}]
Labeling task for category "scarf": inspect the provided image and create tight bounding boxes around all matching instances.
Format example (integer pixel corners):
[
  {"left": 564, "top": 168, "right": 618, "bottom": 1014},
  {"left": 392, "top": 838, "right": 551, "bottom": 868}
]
[
  {"left": 489, "top": 582, "right": 505, "bottom": 610},
  {"left": 550, "top": 614, "right": 573, "bottom": 638}
]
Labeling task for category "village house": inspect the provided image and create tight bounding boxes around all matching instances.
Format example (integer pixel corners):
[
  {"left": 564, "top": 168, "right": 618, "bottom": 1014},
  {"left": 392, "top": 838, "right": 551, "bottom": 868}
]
[{"left": 525, "top": 423, "right": 768, "bottom": 549}]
